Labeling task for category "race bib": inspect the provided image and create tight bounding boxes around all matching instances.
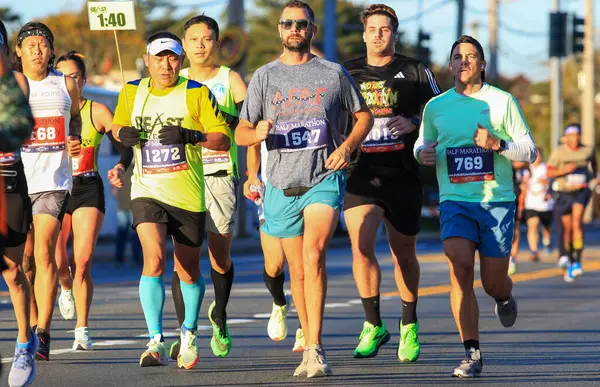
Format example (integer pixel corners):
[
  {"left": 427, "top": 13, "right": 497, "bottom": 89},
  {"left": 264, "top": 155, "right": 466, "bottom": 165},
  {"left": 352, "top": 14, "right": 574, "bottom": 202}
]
[
  {"left": 566, "top": 168, "right": 588, "bottom": 187},
  {"left": 72, "top": 146, "right": 96, "bottom": 176},
  {"left": 22, "top": 115, "right": 66, "bottom": 153},
  {"left": 0, "top": 151, "right": 20, "bottom": 164},
  {"left": 446, "top": 146, "right": 495, "bottom": 183},
  {"left": 271, "top": 118, "right": 328, "bottom": 153},
  {"left": 361, "top": 117, "right": 404, "bottom": 153},
  {"left": 141, "top": 140, "right": 188, "bottom": 175},
  {"left": 202, "top": 148, "right": 230, "bottom": 165}
]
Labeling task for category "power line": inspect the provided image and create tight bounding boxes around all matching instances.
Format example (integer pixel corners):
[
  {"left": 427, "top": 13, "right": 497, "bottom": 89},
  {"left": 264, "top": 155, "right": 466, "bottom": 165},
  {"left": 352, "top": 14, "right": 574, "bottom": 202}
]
[
  {"left": 500, "top": 22, "right": 547, "bottom": 38},
  {"left": 397, "top": 0, "right": 453, "bottom": 23}
]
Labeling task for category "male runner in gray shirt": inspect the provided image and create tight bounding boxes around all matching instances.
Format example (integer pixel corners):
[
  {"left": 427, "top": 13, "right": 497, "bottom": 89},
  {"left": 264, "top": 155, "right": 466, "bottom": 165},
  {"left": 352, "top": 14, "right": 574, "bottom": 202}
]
[{"left": 236, "top": 0, "right": 373, "bottom": 378}]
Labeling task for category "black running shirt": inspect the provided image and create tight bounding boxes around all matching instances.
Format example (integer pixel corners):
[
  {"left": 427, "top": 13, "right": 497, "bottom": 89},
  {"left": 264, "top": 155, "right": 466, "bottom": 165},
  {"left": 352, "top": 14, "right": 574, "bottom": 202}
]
[{"left": 343, "top": 54, "right": 441, "bottom": 180}]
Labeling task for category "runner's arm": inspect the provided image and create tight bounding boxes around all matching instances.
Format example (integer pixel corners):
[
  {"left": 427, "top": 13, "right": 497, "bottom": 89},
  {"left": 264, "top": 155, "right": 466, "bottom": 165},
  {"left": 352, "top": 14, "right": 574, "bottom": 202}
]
[
  {"left": 0, "top": 56, "right": 33, "bottom": 151},
  {"left": 98, "top": 101, "right": 133, "bottom": 169},
  {"left": 413, "top": 101, "right": 439, "bottom": 164},
  {"left": 193, "top": 86, "right": 230, "bottom": 151},
  {"left": 66, "top": 76, "right": 82, "bottom": 137},
  {"left": 221, "top": 70, "right": 247, "bottom": 130},
  {"left": 499, "top": 96, "right": 536, "bottom": 163},
  {"left": 338, "top": 67, "right": 373, "bottom": 152}
]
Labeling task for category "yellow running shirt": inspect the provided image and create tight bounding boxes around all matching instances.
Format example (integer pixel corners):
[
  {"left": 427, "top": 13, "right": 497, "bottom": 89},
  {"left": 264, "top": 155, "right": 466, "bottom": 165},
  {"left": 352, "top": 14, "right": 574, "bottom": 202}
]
[
  {"left": 72, "top": 100, "right": 103, "bottom": 176},
  {"left": 112, "top": 76, "right": 228, "bottom": 212}
]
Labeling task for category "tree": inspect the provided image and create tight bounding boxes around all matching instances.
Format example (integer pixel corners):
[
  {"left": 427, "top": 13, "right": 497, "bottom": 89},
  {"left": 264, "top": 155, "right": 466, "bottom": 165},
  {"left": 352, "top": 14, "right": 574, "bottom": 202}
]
[{"left": 244, "top": 0, "right": 409, "bottom": 74}]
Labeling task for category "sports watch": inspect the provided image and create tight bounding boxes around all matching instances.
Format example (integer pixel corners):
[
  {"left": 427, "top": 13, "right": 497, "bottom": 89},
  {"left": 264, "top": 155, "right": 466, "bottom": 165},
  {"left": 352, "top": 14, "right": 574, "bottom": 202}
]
[
  {"left": 410, "top": 116, "right": 421, "bottom": 128},
  {"left": 498, "top": 139, "right": 507, "bottom": 152}
]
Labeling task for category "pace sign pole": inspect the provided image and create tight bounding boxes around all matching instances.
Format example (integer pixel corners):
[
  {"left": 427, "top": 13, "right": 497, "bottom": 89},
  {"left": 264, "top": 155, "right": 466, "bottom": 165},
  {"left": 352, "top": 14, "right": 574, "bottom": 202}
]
[{"left": 87, "top": 1, "right": 137, "bottom": 118}]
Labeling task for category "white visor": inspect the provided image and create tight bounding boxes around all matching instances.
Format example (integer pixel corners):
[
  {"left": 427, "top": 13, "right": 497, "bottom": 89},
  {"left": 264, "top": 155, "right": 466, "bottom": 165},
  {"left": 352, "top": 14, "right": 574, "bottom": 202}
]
[
  {"left": 146, "top": 38, "right": 183, "bottom": 56},
  {"left": 564, "top": 125, "right": 581, "bottom": 135}
]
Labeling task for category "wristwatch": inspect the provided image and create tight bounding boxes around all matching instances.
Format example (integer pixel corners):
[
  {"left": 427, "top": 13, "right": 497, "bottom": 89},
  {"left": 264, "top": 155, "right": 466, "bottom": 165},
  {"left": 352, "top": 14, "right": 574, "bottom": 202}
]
[
  {"left": 410, "top": 116, "right": 421, "bottom": 128},
  {"left": 498, "top": 139, "right": 507, "bottom": 152}
]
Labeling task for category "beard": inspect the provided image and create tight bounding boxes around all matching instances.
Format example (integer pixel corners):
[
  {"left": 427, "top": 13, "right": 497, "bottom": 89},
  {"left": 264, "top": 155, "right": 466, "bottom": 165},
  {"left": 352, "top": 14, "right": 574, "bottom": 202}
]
[{"left": 282, "top": 34, "right": 310, "bottom": 52}]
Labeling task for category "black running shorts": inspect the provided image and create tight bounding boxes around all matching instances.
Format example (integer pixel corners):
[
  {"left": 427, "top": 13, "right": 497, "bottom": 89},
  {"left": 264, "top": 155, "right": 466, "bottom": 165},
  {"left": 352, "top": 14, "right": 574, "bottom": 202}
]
[
  {"left": 344, "top": 167, "right": 422, "bottom": 236},
  {"left": 131, "top": 198, "right": 206, "bottom": 248},
  {"left": 2, "top": 162, "right": 32, "bottom": 248},
  {"left": 67, "top": 174, "right": 106, "bottom": 215}
]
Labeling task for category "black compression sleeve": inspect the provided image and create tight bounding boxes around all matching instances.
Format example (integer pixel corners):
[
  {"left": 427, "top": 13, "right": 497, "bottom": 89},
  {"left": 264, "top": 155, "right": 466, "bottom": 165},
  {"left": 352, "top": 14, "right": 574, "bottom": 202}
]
[{"left": 107, "top": 130, "right": 134, "bottom": 169}]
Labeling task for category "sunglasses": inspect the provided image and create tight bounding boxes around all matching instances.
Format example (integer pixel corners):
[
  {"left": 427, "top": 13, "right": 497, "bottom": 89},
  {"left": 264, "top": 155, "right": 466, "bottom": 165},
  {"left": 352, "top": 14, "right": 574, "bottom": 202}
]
[{"left": 279, "top": 19, "right": 313, "bottom": 31}]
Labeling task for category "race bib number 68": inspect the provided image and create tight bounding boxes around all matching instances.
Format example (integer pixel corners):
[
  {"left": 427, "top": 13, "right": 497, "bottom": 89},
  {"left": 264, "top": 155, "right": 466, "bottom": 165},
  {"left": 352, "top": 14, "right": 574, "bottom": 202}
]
[{"left": 22, "top": 116, "right": 66, "bottom": 153}]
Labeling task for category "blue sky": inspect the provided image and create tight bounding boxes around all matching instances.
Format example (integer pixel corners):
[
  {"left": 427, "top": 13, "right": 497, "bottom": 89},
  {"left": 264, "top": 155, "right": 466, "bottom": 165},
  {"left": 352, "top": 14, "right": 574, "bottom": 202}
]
[{"left": 4, "top": 0, "right": 596, "bottom": 81}]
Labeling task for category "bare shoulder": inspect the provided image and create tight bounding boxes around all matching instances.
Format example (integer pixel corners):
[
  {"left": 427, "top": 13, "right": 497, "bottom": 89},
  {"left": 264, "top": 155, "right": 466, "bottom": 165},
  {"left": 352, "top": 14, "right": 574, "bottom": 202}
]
[{"left": 12, "top": 72, "right": 29, "bottom": 96}]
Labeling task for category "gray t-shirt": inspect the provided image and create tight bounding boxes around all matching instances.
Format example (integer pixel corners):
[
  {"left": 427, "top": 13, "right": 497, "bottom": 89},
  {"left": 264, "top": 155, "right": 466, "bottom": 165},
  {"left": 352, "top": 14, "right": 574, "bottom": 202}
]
[{"left": 240, "top": 57, "right": 364, "bottom": 189}]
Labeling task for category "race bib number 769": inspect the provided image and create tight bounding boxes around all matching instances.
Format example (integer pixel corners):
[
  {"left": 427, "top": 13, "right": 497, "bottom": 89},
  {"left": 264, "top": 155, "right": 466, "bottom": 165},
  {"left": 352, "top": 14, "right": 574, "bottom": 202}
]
[{"left": 446, "top": 146, "right": 495, "bottom": 183}]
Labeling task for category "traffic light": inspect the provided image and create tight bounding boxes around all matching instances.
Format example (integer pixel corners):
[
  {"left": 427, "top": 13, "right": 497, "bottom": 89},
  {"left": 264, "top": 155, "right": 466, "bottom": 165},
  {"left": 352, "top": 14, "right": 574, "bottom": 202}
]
[
  {"left": 571, "top": 15, "right": 585, "bottom": 54},
  {"left": 549, "top": 12, "right": 567, "bottom": 58},
  {"left": 415, "top": 29, "right": 431, "bottom": 66}
]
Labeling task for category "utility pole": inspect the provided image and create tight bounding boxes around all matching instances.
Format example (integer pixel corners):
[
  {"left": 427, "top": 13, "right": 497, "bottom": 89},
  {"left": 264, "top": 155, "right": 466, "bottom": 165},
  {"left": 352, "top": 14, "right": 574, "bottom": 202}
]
[
  {"left": 469, "top": 20, "right": 480, "bottom": 40},
  {"left": 456, "top": 0, "right": 465, "bottom": 38},
  {"left": 324, "top": 0, "right": 336, "bottom": 61},
  {"left": 582, "top": 0, "right": 595, "bottom": 222},
  {"left": 228, "top": 0, "right": 248, "bottom": 238},
  {"left": 488, "top": 0, "right": 499, "bottom": 83},
  {"left": 550, "top": 0, "right": 563, "bottom": 152}
]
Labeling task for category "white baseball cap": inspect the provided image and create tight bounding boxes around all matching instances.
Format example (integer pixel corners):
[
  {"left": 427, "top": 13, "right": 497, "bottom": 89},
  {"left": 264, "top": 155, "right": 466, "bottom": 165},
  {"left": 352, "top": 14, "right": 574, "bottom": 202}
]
[
  {"left": 146, "top": 38, "right": 183, "bottom": 56},
  {"left": 564, "top": 125, "right": 581, "bottom": 135}
]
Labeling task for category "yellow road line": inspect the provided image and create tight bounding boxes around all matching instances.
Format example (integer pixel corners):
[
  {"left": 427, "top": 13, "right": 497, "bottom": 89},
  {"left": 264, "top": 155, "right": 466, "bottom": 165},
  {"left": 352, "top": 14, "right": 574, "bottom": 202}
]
[{"left": 382, "top": 260, "right": 600, "bottom": 297}]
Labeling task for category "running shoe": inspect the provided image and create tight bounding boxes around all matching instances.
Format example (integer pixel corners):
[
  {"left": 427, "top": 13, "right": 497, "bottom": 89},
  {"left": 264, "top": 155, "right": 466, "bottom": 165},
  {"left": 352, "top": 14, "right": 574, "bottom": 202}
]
[
  {"left": 58, "top": 288, "right": 75, "bottom": 320},
  {"left": 208, "top": 301, "right": 231, "bottom": 357},
  {"left": 72, "top": 327, "right": 93, "bottom": 350},
  {"left": 293, "top": 349, "right": 308, "bottom": 377},
  {"left": 530, "top": 252, "right": 539, "bottom": 262},
  {"left": 306, "top": 346, "right": 332, "bottom": 378},
  {"left": 139, "top": 334, "right": 169, "bottom": 367},
  {"left": 507, "top": 256, "right": 517, "bottom": 276},
  {"left": 268, "top": 295, "right": 290, "bottom": 341},
  {"left": 564, "top": 264, "right": 576, "bottom": 283},
  {"left": 169, "top": 339, "right": 180, "bottom": 360},
  {"left": 453, "top": 348, "right": 483, "bottom": 378},
  {"left": 558, "top": 255, "right": 570, "bottom": 269},
  {"left": 495, "top": 296, "right": 518, "bottom": 327},
  {"left": 35, "top": 329, "right": 50, "bottom": 361},
  {"left": 397, "top": 321, "right": 420, "bottom": 362},
  {"left": 571, "top": 261, "right": 583, "bottom": 277},
  {"left": 177, "top": 326, "right": 199, "bottom": 369},
  {"left": 9, "top": 331, "right": 39, "bottom": 387},
  {"left": 292, "top": 328, "right": 305, "bottom": 352},
  {"left": 353, "top": 321, "right": 390, "bottom": 358}
]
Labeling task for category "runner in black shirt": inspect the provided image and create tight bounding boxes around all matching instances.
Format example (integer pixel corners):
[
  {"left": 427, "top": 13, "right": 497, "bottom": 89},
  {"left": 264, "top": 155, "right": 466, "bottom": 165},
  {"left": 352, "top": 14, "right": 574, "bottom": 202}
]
[{"left": 343, "top": 3, "right": 441, "bottom": 361}]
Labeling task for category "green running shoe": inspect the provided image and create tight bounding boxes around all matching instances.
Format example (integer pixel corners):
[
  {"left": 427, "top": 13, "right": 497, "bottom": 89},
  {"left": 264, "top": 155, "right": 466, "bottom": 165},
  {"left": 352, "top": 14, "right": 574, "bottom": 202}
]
[
  {"left": 353, "top": 321, "right": 390, "bottom": 358},
  {"left": 208, "top": 301, "right": 232, "bottom": 357},
  {"left": 169, "top": 339, "right": 180, "bottom": 360},
  {"left": 397, "top": 321, "right": 420, "bottom": 362}
]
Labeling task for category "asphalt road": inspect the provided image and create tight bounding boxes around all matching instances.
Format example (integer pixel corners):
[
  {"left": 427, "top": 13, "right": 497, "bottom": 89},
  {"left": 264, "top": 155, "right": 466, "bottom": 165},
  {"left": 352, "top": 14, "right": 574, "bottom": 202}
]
[{"left": 1, "top": 231, "right": 600, "bottom": 386}]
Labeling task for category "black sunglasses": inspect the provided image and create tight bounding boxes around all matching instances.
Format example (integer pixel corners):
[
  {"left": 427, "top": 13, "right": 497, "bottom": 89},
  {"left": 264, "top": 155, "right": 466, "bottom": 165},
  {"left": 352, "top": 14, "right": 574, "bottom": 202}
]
[{"left": 279, "top": 19, "right": 313, "bottom": 31}]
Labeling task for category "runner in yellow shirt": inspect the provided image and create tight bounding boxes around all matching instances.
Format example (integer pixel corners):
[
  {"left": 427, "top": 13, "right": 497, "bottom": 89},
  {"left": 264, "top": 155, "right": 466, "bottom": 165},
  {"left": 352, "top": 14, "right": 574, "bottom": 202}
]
[{"left": 109, "top": 31, "right": 229, "bottom": 370}]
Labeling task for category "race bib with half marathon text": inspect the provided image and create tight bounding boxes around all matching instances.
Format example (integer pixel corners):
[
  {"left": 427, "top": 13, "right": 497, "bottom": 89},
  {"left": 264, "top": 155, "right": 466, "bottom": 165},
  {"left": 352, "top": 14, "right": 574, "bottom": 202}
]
[
  {"left": 0, "top": 151, "right": 20, "bottom": 164},
  {"left": 202, "top": 148, "right": 230, "bottom": 165},
  {"left": 566, "top": 167, "right": 588, "bottom": 187},
  {"left": 271, "top": 118, "right": 328, "bottom": 153},
  {"left": 361, "top": 117, "right": 404, "bottom": 153},
  {"left": 446, "top": 146, "right": 495, "bottom": 183},
  {"left": 141, "top": 140, "right": 188, "bottom": 175},
  {"left": 22, "top": 113, "right": 66, "bottom": 153}
]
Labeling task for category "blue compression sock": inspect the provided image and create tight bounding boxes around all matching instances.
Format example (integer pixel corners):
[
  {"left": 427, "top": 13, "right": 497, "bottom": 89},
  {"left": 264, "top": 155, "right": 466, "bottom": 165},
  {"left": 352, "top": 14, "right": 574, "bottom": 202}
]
[{"left": 139, "top": 275, "right": 165, "bottom": 338}]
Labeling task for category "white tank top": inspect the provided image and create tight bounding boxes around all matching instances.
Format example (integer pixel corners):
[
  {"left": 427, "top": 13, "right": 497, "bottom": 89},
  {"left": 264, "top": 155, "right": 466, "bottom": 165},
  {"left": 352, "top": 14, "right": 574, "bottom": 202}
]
[{"left": 21, "top": 69, "right": 72, "bottom": 194}]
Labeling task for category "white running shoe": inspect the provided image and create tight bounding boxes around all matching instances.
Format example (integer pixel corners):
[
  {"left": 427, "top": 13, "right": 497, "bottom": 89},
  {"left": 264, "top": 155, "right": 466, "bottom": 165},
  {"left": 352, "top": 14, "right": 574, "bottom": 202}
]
[
  {"left": 177, "top": 326, "right": 199, "bottom": 369},
  {"left": 139, "top": 335, "right": 169, "bottom": 367},
  {"left": 268, "top": 295, "right": 290, "bottom": 341},
  {"left": 292, "top": 328, "right": 305, "bottom": 352},
  {"left": 557, "top": 255, "right": 570, "bottom": 269},
  {"left": 59, "top": 288, "right": 75, "bottom": 320},
  {"left": 507, "top": 257, "right": 517, "bottom": 276},
  {"left": 72, "top": 327, "right": 93, "bottom": 350}
]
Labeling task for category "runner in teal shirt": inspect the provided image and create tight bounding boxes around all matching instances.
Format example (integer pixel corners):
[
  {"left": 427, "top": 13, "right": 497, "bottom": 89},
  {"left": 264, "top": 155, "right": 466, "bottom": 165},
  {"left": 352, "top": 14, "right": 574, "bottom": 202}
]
[{"left": 414, "top": 35, "right": 536, "bottom": 378}]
